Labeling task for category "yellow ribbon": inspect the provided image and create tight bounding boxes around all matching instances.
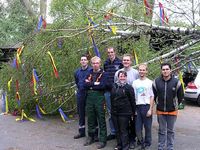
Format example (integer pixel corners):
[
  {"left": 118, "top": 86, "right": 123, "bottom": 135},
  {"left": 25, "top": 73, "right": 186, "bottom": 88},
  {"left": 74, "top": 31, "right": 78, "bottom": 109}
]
[
  {"left": 178, "top": 71, "right": 185, "bottom": 91},
  {"left": 47, "top": 51, "right": 59, "bottom": 78},
  {"left": 16, "top": 109, "right": 36, "bottom": 122},
  {"left": 8, "top": 77, "right": 12, "bottom": 91},
  {"left": 59, "top": 113, "right": 66, "bottom": 122},
  {"left": 36, "top": 99, "right": 47, "bottom": 114},
  {"left": 133, "top": 49, "right": 138, "bottom": 65},
  {"left": 110, "top": 26, "right": 117, "bottom": 34},
  {"left": 17, "top": 45, "right": 24, "bottom": 56},
  {"left": 32, "top": 72, "right": 37, "bottom": 95}
]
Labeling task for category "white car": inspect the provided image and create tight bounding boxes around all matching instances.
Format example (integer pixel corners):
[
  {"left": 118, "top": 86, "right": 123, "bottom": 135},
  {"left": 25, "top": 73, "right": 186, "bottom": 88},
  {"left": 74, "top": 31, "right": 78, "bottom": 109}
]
[{"left": 184, "top": 69, "right": 200, "bottom": 106}]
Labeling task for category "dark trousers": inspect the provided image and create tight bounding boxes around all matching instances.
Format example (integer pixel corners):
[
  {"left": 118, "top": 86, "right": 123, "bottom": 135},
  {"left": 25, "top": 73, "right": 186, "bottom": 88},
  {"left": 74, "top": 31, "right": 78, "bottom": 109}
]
[
  {"left": 136, "top": 105, "right": 152, "bottom": 147},
  {"left": 76, "top": 90, "right": 87, "bottom": 135},
  {"left": 129, "top": 115, "right": 137, "bottom": 144},
  {"left": 112, "top": 114, "right": 130, "bottom": 150},
  {"left": 86, "top": 91, "right": 107, "bottom": 142}
]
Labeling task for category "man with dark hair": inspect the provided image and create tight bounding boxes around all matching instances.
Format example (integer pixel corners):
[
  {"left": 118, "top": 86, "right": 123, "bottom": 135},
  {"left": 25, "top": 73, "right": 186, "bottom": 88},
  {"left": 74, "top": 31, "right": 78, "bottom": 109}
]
[
  {"left": 103, "top": 47, "right": 123, "bottom": 140},
  {"left": 153, "top": 62, "right": 184, "bottom": 150},
  {"left": 74, "top": 55, "right": 91, "bottom": 139}
]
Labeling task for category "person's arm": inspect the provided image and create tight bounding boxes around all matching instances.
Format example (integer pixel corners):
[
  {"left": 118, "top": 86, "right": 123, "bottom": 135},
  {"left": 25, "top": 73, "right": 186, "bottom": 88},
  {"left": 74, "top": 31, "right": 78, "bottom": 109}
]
[
  {"left": 177, "top": 80, "right": 184, "bottom": 104},
  {"left": 152, "top": 80, "right": 158, "bottom": 103},
  {"left": 127, "top": 85, "right": 136, "bottom": 114},
  {"left": 114, "top": 70, "right": 119, "bottom": 83}
]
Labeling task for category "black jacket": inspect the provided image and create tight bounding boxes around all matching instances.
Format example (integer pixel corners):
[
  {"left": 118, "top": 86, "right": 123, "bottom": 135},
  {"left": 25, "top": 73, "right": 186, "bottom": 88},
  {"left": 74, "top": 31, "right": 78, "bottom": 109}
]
[
  {"left": 111, "top": 83, "right": 136, "bottom": 116},
  {"left": 153, "top": 76, "right": 184, "bottom": 112}
]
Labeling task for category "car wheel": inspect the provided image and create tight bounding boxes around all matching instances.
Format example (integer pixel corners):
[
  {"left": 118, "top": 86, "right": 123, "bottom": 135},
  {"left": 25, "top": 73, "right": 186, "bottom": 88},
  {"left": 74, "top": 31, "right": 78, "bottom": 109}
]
[{"left": 197, "top": 95, "right": 200, "bottom": 107}]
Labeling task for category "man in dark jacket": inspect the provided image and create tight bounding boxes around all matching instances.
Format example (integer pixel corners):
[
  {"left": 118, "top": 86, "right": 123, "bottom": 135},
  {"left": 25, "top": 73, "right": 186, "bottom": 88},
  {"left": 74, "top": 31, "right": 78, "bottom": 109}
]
[
  {"left": 74, "top": 55, "right": 91, "bottom": 139},
  {"left": 84, "top": 56, "right": 107, "bottom": 149},
  {"left": 103, "top": 47, "right": 123, "bottom": 140},
  {"left": 153, "top": 62, "right": 184, "bottom": 150}
]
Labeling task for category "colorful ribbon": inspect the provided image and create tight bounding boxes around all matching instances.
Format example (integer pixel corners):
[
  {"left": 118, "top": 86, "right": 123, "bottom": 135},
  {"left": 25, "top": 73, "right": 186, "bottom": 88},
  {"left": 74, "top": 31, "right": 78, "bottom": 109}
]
[
  {"left": 17, "top": 45, "right": 24, "bottom": 56},
  {"left": 36, "top": 104, "right": 42, "bottom": 118},
  {"left": 8, "top": 77, "right": 12, "bottom": 91},
  {"left": 58, "top": 108, "right": 68, "bottom": 122},
  {"left": 133, "top": 49, "right": 138, "bottom": 65},
  {"left": 144, "top": 0, "right": 152, "bottom": 15},
  {"left": 159, "top": 2, "right": 168, "bottom": 25},
  {"left": 32, "top": 69, "right": 39, "bottom": 95},
  {"left": 91, "top": 36, "right": 101, "bottom": 57},
  {"left": 16, "top": 109, "right": 36, "bottom": 122},
  {"left": 16, "top": 92, "right": 21, "bottom": 106},
  {"left": 47, "top": 51, "right": 59, "bottom": 78}
]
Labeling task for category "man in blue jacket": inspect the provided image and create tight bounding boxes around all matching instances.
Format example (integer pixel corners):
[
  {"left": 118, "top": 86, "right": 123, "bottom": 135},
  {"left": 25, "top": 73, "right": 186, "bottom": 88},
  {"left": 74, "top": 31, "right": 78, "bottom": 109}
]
[
  {"left": 103, "top": 47, "right": 123, "bottom": 140},
  {"left": 74, "top": 55, "right": 91, "bottom": 139}
]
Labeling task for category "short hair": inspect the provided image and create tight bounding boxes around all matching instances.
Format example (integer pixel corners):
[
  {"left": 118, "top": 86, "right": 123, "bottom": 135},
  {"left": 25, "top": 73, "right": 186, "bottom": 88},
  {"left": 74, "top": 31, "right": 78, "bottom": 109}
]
[
  {"left": 123, "top": 53, "right": 132, "bottom": 60},
  {"left": 81, "top": 54, "right": 88, "bottom": 59},
  {"left": 161, "top": 62, "right": 171, "bottom": 69},
  {"left": 91, "top": 56, "right": 101, "bottom": 63},
  {"left": 106, "top": 47, "right": 115, "bottom": 52},
  {"left": 138, "top": 63, "right": 148, "bottom": 71},
  {"left": 118, "top": 70, "right": 127, "bottom": 77}
]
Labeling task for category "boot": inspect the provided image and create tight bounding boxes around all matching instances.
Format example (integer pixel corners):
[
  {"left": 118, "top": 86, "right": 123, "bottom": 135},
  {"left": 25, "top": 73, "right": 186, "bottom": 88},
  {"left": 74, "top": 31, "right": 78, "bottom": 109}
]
[
  {"left": 97, "top": 142, "right": 106, "bottom": 149},
  {"left": 84, "top": 137, "right": 94, "bottom": 146}
]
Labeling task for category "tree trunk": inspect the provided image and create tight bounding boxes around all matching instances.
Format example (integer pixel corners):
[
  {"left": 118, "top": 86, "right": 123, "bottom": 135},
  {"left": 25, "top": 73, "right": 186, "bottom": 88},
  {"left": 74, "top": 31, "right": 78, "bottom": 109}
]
[
  {"left": 19, "top": 0, "right": 35, "bottom": 17},
  {"left": 40, "top": 0, "right": 47, "bottom": 19}
]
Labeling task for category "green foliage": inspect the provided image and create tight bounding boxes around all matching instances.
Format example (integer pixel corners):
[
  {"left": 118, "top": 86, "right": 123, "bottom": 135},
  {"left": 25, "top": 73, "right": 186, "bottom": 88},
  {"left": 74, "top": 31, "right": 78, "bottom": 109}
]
[
  {"left": 0, "top": 1, "right": 37, "bottom": 46},
  {"left": 1, "top": 0, "right": 199, "bottom": 116}
]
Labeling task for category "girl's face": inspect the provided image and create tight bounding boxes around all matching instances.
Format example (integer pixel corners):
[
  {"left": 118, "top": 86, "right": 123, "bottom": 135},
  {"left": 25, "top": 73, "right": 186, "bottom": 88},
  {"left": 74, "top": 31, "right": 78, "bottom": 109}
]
[{"left": 118, "top": 73, "right": 127, "bottom": 83}]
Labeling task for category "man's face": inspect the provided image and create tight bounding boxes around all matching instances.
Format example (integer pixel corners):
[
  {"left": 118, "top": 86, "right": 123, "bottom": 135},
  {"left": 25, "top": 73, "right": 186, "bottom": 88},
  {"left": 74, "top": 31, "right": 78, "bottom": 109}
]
[
  {"left": 92, "top": 59, "right": 101, "bottom": 71},
  {"left": 107, "top": 48, "right": 116, "bottom": 60},
  {"left": 161, "top": 65, "right": 171, "bottom": 78},
  {"left": 122, "top": 56, "right": 132, "bottom": 68},
  {"left": 139, "top": 65, "right": 147, "bottom": 78},
  {"left": 80, "top": 56, "right": 88, "bottom": 67}
]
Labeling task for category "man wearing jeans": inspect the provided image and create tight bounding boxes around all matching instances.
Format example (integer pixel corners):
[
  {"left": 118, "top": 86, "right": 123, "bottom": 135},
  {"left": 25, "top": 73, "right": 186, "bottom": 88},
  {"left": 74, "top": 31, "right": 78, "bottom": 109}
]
[
  {"left": 132, "top": 64, "right": 154, "bottom": 150},
  {"left": 103, "top": 47, "right": 123, "bottom": 140},
  {"left": 153, "top": 62, "right": 184, "bottom": 150}
]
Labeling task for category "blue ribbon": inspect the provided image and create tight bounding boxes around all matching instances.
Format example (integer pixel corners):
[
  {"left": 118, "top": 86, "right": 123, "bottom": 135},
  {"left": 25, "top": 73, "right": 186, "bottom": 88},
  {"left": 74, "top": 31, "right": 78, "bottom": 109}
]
[
  {"left": 91, "top": 36, "right": 101, "bottom": 58},
  {"left": 36, "top": 104, "right": 42, "bottom": 118},
  {"left": 58, "top": 108, "right": 68, "bottom": 121},
  {"left": 37, "top": 16, "right": 43, "bottom": 31}
]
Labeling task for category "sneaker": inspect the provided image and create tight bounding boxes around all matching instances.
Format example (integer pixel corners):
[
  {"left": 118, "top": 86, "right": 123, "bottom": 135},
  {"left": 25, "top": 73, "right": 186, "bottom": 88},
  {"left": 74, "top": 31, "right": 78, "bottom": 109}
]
[
  {"left": 84, "top": 137, "right": 94, "bottom": 146},
  {"left": 129, "top": 142, "right": 136, "bottom": 149},
  {"left": 97, "top": 142, "right": 106, "bottom": 149},
  {"left": 114, "top": 145, "right": 122, "bottom": 150},
  {"left": 74, "top": 133, "right": 85, "bottom": 139},
  {"left": 107, "top": 134, "right": 116, "bottom": 141},
  {"left": 144, "top": 146, "right": 150, "bottom": 150}
]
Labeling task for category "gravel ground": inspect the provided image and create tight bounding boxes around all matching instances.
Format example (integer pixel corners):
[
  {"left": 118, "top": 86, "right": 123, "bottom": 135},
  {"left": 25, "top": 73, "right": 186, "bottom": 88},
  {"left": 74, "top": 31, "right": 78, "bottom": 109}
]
[{"left": 0, "top": 101, "right": 200, "bottom": 150}]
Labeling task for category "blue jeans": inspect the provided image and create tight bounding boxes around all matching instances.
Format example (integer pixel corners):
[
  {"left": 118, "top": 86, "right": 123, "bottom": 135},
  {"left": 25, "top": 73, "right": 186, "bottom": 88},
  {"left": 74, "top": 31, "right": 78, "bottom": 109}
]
[
  {"left": 136, "top": 105, "right": 152, "bottom": 147},
  {"left": 104, "top": 91, "right": 115, "bottom": 135},
  {"left": 157, "top": 114, "right": 177, "bottom": 150}
]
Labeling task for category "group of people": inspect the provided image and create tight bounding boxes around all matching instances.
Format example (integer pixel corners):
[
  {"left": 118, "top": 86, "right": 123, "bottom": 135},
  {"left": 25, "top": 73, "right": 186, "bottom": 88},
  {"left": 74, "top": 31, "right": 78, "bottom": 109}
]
[{"left": 74, "top": 47, "right": 184, "bottom": 150}]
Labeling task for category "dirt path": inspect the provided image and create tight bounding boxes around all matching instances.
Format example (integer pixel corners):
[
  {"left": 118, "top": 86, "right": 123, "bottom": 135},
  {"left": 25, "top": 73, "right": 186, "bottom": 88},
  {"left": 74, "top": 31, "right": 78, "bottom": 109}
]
[{"left": 0, "top": 101, "right": 199, "bottom": 150}]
